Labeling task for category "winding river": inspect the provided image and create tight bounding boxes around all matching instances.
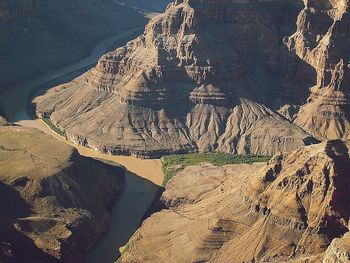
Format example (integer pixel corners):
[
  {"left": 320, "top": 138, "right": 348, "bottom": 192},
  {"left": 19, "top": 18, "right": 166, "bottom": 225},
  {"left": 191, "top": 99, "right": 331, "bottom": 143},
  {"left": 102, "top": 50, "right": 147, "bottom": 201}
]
[{"left": 1, "top": 26, "right": 164, "bottom": 262}]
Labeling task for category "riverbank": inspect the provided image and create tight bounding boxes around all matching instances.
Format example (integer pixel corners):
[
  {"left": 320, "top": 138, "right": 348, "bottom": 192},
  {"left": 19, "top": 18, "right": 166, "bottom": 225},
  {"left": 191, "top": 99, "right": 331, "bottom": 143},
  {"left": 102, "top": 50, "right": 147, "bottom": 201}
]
[
  {"left": 161, "top": 153, "right": 271, "bottom": 186},
  {"left": 36, "top": 118, "right": 164, "bottom": 263},
  {"left": 0, "top": 26, "right": 165, "bottom": 262},
  {"left": 1, "top": 23, "right": 164, "bottom": 185},
  {"left": 38, "top": 117, "right": 164, "bottom": 185},
  {"left": 14, "top": 106, "right": 163, "bottom": 186},
  {"left": 2, "top": 26, "right": 144, "bottom": 122}
]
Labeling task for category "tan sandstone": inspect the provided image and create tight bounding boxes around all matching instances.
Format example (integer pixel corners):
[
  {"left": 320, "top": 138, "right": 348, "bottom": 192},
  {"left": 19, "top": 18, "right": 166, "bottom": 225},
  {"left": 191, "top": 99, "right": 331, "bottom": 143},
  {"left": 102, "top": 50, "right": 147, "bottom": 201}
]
[
  {"left": 0, "top": 124, "right": 123, "bottom": 262},
  {"left": 34, "top": 0, "right": 318, "bottom": 158},
  {"left": 121, "top": 140, "right": 350, "bottom": 263}
]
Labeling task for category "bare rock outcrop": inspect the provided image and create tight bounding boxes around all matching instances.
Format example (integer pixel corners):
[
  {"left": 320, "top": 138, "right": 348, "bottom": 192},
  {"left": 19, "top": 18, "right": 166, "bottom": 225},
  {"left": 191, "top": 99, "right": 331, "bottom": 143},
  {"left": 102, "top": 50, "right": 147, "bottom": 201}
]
[
  {"left": 286, "top": 0, "right": 350, "bottom": 141},
  {"left": 0, "top": 112, "right": 7, "bottom": 126},
  {"left": 323, "top": 232, "right": 350, "bottom": 263},
  {"left": 34, "top": 0, "right": 318, "bottom": 158},
  {"left": 120, "top": 140, "right": 350, "bottom": 262},
  {"left": 0, "top": 125, "right": 123, "bottom": 262}
]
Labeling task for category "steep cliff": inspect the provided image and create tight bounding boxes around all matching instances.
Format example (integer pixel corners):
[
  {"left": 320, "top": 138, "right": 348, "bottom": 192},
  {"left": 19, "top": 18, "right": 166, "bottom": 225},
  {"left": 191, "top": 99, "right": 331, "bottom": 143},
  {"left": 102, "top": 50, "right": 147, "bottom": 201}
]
[
  {"left": 35, "top": 0, "right": 319, "bottom": 158},
  {"left": 0, "top": 0, "right": 148, "bottom": 88},
  {"left": 120, "top": 140, "right": 350, "bottom": 262},
  {"left": 286, "top": 0, "right": 350, "bottom": 141},
  {"left": 0, "top": 124, "right": 123, "bottom": 262}
]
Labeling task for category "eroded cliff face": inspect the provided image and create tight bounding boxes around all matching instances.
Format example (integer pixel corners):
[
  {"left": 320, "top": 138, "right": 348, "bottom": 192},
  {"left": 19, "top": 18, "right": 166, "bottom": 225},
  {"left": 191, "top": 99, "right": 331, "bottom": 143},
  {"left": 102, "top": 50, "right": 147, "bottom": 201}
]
[
  {"left": 35, "top": 0, "right": 319, "bottom": 158},
  {"left": 286, "top": 0, "right": 350, "bottom": 141},
  {"left": 323, "top": 232, "right": 350, "bottom": 262},
  {"left": 0, "top": 124, "right": 123, "bottom": 262},
  {"left": 120, "top": 140, "right": 350, "bottom": 262}
]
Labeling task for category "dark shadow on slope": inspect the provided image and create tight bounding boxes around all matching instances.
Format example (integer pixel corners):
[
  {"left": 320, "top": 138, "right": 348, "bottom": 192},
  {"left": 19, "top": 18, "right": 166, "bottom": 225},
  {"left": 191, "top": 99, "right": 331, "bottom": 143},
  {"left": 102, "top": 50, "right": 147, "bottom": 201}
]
[
  {"left": 0, "top": 182, "right": 31, "bottom": 219},
  {"left": 0, "top": 0, "right": 148, "bottom": 90},
  {"left": 0, "top": 184, "right": 59, "bottom": 262},
  {"left": 322, "top": 141, "right": 350, "bottom": 241},
  {"left": 84, "top": 169, "right": 162, "bottom": 263},
  {"left": 0, "top": 220, "right": 60, "bottom": 263}
]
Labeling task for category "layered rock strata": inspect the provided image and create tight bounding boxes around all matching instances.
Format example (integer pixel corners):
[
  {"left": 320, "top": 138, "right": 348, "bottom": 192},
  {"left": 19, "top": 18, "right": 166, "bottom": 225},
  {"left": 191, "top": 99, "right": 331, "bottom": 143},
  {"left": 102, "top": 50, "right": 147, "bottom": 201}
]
[
  {"left": 286, "top": 0, "right": 350, "bottom": 141},
  {"left": 35, "top": 0, "right": 318, "bottom": 158},
  {"left": 0, "top": 124, "right": 123, "bottom": 262},
  {"left": 120, "top": 140, "right": 350, "bottom": 262}
]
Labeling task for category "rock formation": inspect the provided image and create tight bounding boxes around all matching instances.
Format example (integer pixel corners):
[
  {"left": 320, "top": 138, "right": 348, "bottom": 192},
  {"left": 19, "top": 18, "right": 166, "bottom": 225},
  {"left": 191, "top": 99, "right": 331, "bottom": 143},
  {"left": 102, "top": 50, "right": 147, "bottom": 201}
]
[
  {"left": 0, "top": 123, "right": 123, "bottom": 262},
  {"left": 286, "top": 0, "right": 350, "bottom": 141},
  {"left": 323, "top": 232, "right": 350, "bottom": 262},
  {"left": 34, "top": 0, "right": 320, "bottom": 158},
  {"left": 0, "top": 106, "right": 6, "bottom": 126},
  {"left": 120, "top": 140, "right": 350, "bottom": 262}
]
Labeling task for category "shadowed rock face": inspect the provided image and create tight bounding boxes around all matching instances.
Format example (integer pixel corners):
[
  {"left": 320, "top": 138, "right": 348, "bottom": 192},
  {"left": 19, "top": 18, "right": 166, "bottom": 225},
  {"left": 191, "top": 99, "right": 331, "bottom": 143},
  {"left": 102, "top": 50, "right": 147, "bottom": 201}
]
[
  {"left": 35, "top": 0, "right": 321, "bottom": 158},
  {"left": 120, "top": 140, "right": 350, "bottom": 263},
  {"left": 118, "top": 0, "right": 170, "bottom": 12},
  {"left": 0, "top": 0, "right": 149, "bottom": 88},
  {"left": 0, "top": 124, "right": 123, "bottom": 262},
  {"left": 286, "top": 0, "right": 350, "bottom": 141}
]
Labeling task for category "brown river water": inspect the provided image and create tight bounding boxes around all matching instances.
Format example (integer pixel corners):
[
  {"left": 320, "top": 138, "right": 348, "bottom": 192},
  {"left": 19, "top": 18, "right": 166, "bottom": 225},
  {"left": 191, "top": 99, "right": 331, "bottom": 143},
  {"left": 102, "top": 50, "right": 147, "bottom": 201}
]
[{"left": 2, "top": 26, "right": 164, "bottom": 262}]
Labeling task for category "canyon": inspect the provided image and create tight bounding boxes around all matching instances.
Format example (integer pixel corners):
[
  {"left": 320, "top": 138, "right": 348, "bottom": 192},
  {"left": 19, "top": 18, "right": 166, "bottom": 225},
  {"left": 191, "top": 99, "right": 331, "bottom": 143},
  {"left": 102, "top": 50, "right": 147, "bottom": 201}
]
[
  {"left": 0, "top": 121, "right": 123, "bottom": 262},
  {"left": 0, "top": 1, "right": 168, "bottom": 262},
  {"left": 121, "top": 140, "right": 350, "bottom": 262},
  {"left": 34, "top": 0, "right": 350, "bottom": 159},
  {"left": 1, "top": 0, "right": 350, "bottom": 262},
  {"left": 0, "top": 0, "right": 161, "bottom": 89},
  {"left": 286, "top": 0, "right": 350, "bottom": 141},
  {"left": 34, "top": 0, "right": 324, "bottom": 158}
]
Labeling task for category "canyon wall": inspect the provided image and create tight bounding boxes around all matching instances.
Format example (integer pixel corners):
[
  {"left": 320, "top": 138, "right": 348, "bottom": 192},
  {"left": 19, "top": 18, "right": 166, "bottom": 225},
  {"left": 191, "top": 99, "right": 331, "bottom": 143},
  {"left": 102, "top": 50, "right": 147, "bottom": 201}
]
[
  {"left": 0, "top": 0, "right": 148, "bottom": 89},
  {"left": 35, "top": 0, "right": 322, "bottom": 158},
  {"left": 286, "top": 0, "right": 350, "bottom": 141},
  {"left": 120, "top": 140, "right": 350, "bottom": 262},
  {"left": 0, "top": 123, "right": 123, "bottom": 262}
]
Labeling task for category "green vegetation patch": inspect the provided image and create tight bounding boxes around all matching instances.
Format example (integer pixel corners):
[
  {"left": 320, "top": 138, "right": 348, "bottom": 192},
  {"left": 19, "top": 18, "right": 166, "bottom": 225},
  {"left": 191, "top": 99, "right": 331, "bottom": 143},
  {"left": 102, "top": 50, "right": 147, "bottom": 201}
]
[
  {"left": 42, "top": 118, "right": 64, "bottom": 136},
  {"left": 161, "top": 153, "right": 271, "bottom": 187},
  {"left": 115, "top": 242, "right": 130, "bottom": 263}
]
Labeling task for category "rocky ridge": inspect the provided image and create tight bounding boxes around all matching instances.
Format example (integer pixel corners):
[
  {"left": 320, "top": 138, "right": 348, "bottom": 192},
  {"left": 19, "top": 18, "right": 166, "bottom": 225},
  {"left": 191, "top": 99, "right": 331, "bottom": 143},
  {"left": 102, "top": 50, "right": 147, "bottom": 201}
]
[
  {"left": 0, "top": 122, "right": 123, "bottom": 262},
  {"left": 34, "top": 0, "right": 320, "bottom": 158},
  {"left": 120, "top": 140, "right": 350, "bottom": 262},
  {"left": 286, "top": 0, "right": 350, "bottom": 141}
]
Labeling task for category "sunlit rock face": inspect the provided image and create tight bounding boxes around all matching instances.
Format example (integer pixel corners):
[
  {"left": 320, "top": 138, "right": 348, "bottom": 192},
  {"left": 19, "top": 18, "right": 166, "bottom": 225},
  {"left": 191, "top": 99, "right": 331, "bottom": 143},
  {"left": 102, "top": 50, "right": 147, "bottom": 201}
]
[
  {"left": 121, "top": 140, "right": 350, "bottom": 262},
  {"left": 35, "top": 0, "right": 321, "bottom": 158},
  {"left": 323, "top": 232, "right": 350, "bottom": 263},
  {"left": 286, "top": 0, "right": 350, "bottom": 141}
]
